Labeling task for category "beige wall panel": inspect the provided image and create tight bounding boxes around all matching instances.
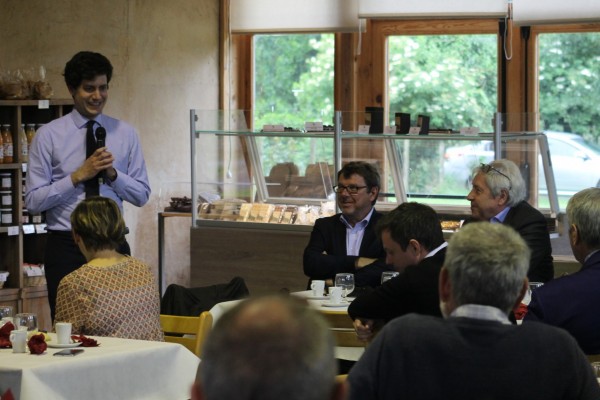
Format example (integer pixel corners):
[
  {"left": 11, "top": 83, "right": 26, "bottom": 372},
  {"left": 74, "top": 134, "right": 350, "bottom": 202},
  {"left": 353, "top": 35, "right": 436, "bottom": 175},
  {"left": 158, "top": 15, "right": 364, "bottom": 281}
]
[{"left": 0, "top": 0, "right": 220, "bottom": 282}]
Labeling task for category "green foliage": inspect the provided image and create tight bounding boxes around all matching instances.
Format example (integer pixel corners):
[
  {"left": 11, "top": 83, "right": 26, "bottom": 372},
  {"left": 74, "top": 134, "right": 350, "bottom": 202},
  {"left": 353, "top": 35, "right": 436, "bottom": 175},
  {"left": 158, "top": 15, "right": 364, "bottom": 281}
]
[
  {"left": 538, "top": 32, "right": 600, "bottom": 143},
  {"left": 388, "top": 34, "right": 498, "bottom": 132},
  {"left": 254, "top": 34, "right": 334, "bottom": 128},
  {"left": 254, "top": 34, "right": 335, "bottom": 174},
  {"left": 387, "top": 34, "right": 497, "bottom": 192},
  {"left": 252, "top": 31, "right": 600, "bottom": 196}
]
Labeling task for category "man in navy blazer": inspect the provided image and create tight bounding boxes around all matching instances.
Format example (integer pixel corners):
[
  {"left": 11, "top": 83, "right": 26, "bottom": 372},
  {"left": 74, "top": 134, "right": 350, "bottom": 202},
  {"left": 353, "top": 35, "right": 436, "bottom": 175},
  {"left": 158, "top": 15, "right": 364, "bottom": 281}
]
[
  {"left": 467, "top": 159, "right": 554, "bottom": 282},
  {"left": 525, "top": 187, "right": 600, "bottom": 354},
  {"left": 303, "top": 161, "right": 391, "bottom": 288}
]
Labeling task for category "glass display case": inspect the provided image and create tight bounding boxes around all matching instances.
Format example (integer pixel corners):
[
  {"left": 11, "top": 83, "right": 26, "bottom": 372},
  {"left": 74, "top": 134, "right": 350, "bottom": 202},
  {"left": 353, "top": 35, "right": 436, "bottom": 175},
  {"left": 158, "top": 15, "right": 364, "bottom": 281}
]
[{"left": 190, "top": 110, "right": 559, "bottom": 232}]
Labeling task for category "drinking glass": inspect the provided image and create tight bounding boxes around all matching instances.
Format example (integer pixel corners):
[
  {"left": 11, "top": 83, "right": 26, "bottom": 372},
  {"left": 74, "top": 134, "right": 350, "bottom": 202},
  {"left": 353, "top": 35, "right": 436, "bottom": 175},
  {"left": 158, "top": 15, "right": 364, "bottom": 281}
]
[
  {"left": 0, "top": 305, "right": 13, "bottom": 318},
  {"left": 334, "top": 273, "right": 355, "bottom": 298},
  {"left": 381, "top": 271, "right": 400, "bottom": 284},
  {"left": 15, "top": 313, "right": 38, "bottom": 337},
  {"left": 522, "top": 282, "right": 544, "bottom": 306}
]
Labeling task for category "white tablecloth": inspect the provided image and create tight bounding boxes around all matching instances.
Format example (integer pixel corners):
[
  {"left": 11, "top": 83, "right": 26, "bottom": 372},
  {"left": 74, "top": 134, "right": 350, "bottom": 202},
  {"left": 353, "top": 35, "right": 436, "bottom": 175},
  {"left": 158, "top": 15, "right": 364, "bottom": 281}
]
[
  {"left": 209, "top": 292, "right": 364, "bottom": 361},
  {"left": 0, "top": 334, "right": 200, "bottom": 400}
]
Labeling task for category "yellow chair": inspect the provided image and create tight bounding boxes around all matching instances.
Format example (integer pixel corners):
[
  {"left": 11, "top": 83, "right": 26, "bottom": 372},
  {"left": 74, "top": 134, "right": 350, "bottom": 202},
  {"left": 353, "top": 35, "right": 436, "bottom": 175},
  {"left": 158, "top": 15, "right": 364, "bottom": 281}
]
[
  {"left": 587, "top": 354, "right": 600, "bottom": 363},
  {"left": 160, "top": 311, "right": 213, "bottom": 357},
  {"left": 320, "top": 310, "right": 367, "bottom": 348}
]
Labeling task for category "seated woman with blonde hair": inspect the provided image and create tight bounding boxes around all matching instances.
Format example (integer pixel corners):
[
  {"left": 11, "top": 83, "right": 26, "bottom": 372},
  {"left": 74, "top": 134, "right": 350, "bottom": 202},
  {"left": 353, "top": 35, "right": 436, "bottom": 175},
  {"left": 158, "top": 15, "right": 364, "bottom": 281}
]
[{"left": 55, "top": 197, "right": 163, "bottom": 341}]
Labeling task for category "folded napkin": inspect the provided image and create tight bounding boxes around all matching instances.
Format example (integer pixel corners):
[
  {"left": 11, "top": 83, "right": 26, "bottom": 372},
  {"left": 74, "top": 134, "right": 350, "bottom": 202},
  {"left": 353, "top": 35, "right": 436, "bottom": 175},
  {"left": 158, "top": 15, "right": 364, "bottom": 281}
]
[
  {"left": 0, "top": 321, "right": 15, "bottom": 348},
  {"left": 28, "top": 333, "right": 47, "bottom": 355},
  {"left": 71, "top": 334, "right": 100, "bottom": 347}
]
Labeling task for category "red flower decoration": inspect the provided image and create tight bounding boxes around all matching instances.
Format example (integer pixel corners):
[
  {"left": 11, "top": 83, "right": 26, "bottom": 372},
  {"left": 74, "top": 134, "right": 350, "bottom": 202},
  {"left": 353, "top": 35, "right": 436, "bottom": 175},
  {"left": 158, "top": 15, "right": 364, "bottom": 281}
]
[
  {"left": 514, "top": 302, "right": 529, "bottom": 320},
  {"left": 71, "top": 334, "right": 99, "bottom": 347},
  {"left": 28, "top": 333, "right": 47, "bottom": 355},
  {"left": 0, "top": 321, "right": 15, "bottom": 348}
]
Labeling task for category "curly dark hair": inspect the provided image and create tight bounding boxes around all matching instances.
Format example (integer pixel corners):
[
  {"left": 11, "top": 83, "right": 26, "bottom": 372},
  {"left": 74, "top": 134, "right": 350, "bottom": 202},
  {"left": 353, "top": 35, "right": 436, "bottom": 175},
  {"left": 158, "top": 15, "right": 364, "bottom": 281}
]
[{"left": 63, "top": 51, "right": 113, "bottom": 89}]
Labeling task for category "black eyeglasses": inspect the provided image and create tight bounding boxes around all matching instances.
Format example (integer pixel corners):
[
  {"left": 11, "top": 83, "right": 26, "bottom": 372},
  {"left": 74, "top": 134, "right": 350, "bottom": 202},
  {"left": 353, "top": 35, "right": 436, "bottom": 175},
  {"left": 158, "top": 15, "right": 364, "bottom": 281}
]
[
  {"left": 480, "top": 163, "right": 512, "bottom": 189},
  {"left": 333, "top": 185, "right": 368, "bottom": 195}
]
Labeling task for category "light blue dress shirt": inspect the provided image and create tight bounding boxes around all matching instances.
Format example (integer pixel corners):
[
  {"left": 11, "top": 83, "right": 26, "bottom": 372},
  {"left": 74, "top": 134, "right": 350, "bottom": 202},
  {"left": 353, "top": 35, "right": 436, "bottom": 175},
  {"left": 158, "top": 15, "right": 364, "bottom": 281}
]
[
  {"left": 25, "top": 109, "right": 150, "bottom": 231},
  {"left": 340, "top": 208, "right": 374, "bottom": 256}
]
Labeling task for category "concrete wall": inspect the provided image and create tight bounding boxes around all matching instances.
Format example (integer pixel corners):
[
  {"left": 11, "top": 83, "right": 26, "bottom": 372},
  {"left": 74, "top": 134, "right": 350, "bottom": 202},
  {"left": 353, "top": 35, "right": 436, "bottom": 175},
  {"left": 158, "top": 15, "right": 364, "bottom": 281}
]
[{"left": 0, "top": 0, "right": 219, "bottom": 284}]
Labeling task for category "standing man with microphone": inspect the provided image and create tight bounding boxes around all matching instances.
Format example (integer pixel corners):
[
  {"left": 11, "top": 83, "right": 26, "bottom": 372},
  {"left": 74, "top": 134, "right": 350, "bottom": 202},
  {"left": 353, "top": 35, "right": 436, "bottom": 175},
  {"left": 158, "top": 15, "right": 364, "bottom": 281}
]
[{"left": 26, "top": 51, "right": 151, "bottom": 321}]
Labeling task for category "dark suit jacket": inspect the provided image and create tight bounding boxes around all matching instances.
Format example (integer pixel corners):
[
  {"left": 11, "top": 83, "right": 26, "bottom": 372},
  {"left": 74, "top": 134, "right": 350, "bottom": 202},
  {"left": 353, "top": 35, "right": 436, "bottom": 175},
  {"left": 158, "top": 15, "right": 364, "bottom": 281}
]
[
  {"left": 503, "top": 201, "right": 554, "bottom": 282},
  {"left": 466, "top": 201, "right": 554, "bottom": 282},
  {"left": 303, "top": 210, "right": 390, "bottom": 287},
  {"left": 348, "top": 247, "right": 446, "bottom": 322},
  {"left": 525, "top": 251, "right": 600, "bottom": 354}
]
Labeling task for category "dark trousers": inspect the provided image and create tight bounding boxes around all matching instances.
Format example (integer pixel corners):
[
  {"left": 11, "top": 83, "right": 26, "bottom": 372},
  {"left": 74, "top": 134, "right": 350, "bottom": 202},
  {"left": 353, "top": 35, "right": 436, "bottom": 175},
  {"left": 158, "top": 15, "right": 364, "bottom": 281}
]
[{"left": 45, "top": 230, "right": 130, "bottom": 322}]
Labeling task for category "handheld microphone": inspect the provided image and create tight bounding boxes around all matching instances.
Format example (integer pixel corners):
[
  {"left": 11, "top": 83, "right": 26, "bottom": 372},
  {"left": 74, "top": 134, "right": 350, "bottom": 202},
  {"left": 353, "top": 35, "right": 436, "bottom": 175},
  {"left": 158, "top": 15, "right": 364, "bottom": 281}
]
[
  {"left": 95, "top": 126, "right": 106, "bottom": 148},
  {"left": 95, "top": 127, "right": 107, "bottom": 184}
]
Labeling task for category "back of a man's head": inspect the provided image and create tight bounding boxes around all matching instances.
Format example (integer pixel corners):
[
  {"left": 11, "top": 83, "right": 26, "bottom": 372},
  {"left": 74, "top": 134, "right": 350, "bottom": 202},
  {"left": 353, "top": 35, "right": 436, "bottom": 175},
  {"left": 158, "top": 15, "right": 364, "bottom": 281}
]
[
  {"left": 376, "top": 202, "right": 444, "bottom": 251},
  {"left": 566, "top": 187, "right": 600, "bottom": 249},
  {"left": 444, "top": 222, "right": 530, "bottom": 314},
  {"left": 196, "top": 295, "right": 338, "bottom": 400}
]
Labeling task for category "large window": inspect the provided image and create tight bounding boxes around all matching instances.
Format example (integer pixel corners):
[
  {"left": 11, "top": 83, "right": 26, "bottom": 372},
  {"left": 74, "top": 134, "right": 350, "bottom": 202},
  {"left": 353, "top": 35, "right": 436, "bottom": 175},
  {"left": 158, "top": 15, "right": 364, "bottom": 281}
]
[
  {"left": 383, "top": 24, "right": 499, "bottom": 201},
  {"left": 534, "top": 29, "right": 600, "bottom": 207},
  {"left": 253, "top": 34, "right": 335, "bottom": 175},
  {"left": 388, "top": 34, "right": 498, "bottom": 131}
]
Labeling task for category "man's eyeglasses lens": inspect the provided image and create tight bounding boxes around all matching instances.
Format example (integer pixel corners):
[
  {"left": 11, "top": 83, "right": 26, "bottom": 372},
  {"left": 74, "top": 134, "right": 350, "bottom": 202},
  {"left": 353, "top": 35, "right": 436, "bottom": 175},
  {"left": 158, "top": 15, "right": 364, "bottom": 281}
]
[{"left": 333, "top": 185, "right": 367, "bottom": 194}]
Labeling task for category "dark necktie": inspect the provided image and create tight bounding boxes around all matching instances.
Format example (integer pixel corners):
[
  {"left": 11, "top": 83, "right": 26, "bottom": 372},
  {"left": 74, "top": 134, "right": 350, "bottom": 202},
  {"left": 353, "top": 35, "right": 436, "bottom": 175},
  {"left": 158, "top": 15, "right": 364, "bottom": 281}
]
[{"left": 84, "top": 120, "right": 99, "bottom": 198}]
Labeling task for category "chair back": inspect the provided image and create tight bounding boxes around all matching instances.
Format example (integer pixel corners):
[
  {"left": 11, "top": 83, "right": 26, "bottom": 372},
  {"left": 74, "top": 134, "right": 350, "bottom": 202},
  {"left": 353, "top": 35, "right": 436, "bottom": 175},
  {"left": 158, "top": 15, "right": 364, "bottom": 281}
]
[
  {"left": 587, "top": 354, "right": 600, "bottom": 363},
  {"left": 160, "top": 311, "right": 213, "bottom": 357},
  {"left": 320, "top": 310, "right": 366, "bottom": 347}
]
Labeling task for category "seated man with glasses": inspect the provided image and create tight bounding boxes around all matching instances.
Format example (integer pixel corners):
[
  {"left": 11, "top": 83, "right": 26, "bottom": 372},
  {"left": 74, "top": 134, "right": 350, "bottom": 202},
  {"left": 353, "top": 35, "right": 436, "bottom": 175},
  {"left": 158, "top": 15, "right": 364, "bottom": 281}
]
[
  {"left": 303, "top": 161, "right": 393, "bottom": 289},
  {"left": 467, "top": 159, "right": 553, "bottom": 282}
]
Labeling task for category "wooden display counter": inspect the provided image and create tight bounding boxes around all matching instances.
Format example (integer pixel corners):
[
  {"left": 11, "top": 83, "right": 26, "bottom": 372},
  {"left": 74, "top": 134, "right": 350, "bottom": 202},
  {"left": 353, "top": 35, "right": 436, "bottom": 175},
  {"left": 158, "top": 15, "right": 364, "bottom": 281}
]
[{"left": 190, "top": 221, "right": 311, "bottom": 295}]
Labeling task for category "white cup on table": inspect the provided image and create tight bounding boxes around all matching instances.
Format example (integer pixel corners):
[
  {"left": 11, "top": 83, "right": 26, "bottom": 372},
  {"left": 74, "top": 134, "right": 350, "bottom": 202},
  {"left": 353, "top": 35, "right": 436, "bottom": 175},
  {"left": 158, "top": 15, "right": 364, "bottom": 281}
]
[
  {"left": 10, "top": 329, "right": 27, "bottom": 353},
  {"left": 310, "top": 280, "right": 326, "bottom": 297},
  {"left": 55, "top": 322, "right": 72, "bottom": 345},
  {"left": 329, "top": 286, "right": 343, "bottom": 304}
]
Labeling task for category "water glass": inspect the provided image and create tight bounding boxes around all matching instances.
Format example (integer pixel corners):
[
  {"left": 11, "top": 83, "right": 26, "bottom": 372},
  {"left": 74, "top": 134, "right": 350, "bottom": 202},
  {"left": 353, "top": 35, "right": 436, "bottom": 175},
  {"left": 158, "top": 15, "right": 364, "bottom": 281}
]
[
  {"left": 381, "top": 271, "right": 400, "bottom": 284},
  {"left": 522, "top": 282, "right": 544, "bottom": 306},
  {"left": 592, "top": 362, "right": 600, "bottom": 378},
  {"left": 0, "top": 305, "right": 13, "bottom": 318},
  {"left": 334, "top": 273, "right": 355, "bottom": 298},
  {"left": 15, "top": 313, "right": 38, "bottom": 337}
]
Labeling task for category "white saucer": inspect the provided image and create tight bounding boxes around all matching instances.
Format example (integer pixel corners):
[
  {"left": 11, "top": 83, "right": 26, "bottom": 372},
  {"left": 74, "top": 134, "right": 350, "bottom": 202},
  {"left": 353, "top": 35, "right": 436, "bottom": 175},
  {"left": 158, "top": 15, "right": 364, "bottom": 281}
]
[
  {"left": 306, "top": 294, "right": 329, "bottom": 300},
  {"left": 47, "top": 341, "right": 82, "bottom": 348},
  {"left": 321, "top": 301, "right": 347, "bottom": 307}
]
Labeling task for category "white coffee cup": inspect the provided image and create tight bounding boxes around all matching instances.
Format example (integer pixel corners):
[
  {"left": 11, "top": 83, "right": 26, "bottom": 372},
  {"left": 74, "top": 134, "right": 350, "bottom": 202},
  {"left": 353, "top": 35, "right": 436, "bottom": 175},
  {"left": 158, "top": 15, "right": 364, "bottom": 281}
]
[
  {"left": 329, "top": 286, "right": 343, "bottom": 304},
  {"left": 310, "top": 280, "right": 326, "bottom": 297},
  {"left": 9, "top": 329, "right": 27, "bottom": 353},
  {"left": 55, "top": 322, "right": 73, "bottom": 345}
]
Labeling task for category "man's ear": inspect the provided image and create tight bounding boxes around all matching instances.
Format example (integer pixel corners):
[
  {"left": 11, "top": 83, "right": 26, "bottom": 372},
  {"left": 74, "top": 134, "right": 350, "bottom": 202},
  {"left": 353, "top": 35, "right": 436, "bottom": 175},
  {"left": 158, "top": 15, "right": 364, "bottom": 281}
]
[
  {"left": 407, "top": 239, "right": 421, "bottom": 256},
  {"left": 331, "top": 380, "right": 348, "bottom": 400},
  {"left": 439, "top": 267, "right": 451, "bottom": 302},
  {"left": 190, "top": 381, "right": 205, "bottom": 400},
  {"left": 497, "top": 188, "right": 509, "bottom": 206},
  {"left": 513, "top": 278, "right": 529, "bottom": 309},
  {"left": 569, "top": 224, "right": 580, "bottom": 246}
]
